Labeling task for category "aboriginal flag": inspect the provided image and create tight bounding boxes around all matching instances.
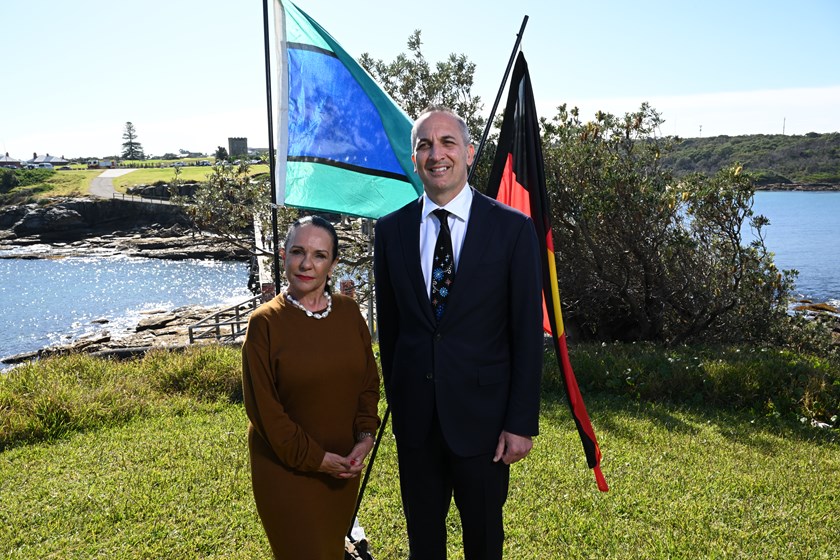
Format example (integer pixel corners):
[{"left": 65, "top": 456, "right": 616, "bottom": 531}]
[{"left": 486, "top": 52, "right": 608, "bottom": 491}]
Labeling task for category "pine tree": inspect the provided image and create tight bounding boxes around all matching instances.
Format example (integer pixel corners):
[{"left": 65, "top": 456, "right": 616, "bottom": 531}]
[{"left": 121, "top": 122, "right": 145, "bottom": 160}]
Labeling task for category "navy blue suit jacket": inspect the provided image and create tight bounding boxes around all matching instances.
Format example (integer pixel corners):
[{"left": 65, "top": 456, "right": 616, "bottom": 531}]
[{"left": 374, "top": 189, "right": 543, "bottom": 457}]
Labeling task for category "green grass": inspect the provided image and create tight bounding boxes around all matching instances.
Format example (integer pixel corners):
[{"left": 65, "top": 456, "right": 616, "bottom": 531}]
[
  {"left": 1, "top": 169, "right": 101, "bottom": 203},
  {"left": 109, "top": 165, "right": 269, "bottom": 190},
  {"left": 44, "top": 169, "right": 103, "bottom": 197},
  {"left": 1, "top": 346, "right": 838, "bottom": 559},
  {"left": 110, "top": 168, "right": 214, "bottom": 190},
  {"left": 0, "top": 165, "right": 269, "bottom": 201},
  {"left": 552, "top": 342, "right": 840, "bottom": 424}
]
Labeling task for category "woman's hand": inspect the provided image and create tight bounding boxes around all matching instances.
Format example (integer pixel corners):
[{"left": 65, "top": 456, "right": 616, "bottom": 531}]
[
  {"left": 318, "top": 452, "right": 355, "bottom": 479},
  {"left": 346, "top": 437, "right": 375, "bottom": 473},
  {"left": 318, "top": 440, "right": 373, "bottom": 479}
]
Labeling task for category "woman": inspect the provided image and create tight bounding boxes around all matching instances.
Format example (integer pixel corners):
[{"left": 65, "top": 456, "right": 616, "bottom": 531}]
[{"left": 242, "top": 216, "right": 380, "bottom": 559}]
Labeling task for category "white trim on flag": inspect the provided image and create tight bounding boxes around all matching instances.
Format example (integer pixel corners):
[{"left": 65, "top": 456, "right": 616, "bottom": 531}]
[{"left": 274, "top": 0, "right": 290, "bottom": 207}]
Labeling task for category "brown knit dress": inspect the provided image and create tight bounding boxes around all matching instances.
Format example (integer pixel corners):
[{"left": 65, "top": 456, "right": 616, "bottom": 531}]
[{"left": 242, "top": 293, "right": 380, "bottom": 560}]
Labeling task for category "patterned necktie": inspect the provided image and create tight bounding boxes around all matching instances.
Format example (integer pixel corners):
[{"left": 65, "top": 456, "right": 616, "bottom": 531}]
[{"left": 431, "top": 209, "right": 455, "bottom": 322}]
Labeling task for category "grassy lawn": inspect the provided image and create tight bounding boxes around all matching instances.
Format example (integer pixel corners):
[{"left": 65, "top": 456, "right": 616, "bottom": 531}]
[
  {"left": 49, "top": 169, "right": 103, "bottom": 197},
  {"left": 110, "top": 165, "right": 269, "bottom": 190},
  {"left": 1, "top": 169, "right": 101, "bottom": 201},
  {"left": 1, "top": 347, "right": 838, "bottom": 559},
  {"left": 109, "top": 167, "right": 214, "bottom": 190},
  {"left": 1, "top": 165, "right": 269, "bottom": 201}
]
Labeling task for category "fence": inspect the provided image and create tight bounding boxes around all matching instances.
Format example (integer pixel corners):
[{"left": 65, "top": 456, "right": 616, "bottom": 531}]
[
  {"left": 188, "top": 295, "right": 263, "bottom": 344},
  {"left": 111, "top": 192, "right": 172, "bottom": 204}
]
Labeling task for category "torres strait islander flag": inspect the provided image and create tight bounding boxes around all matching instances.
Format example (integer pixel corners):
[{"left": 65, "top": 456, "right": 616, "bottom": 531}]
[
  {"left": 273, "top": 0, "right": 424, "bottom": 218},
  {"left": 486, "top": 52, "right": 608, "bottom": 492}
]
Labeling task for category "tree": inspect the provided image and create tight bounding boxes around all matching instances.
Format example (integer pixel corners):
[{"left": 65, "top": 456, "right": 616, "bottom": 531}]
[
  {"left": 121, "top": 122, "right": 145, "bottom": 160},
  {"left": 359, "top": 30, "right": 493, "bottom": 187},
  {"left": 541, "top": 103, "right": 793, "bottom": 344},
  {"left": 214, "top": 146, "right": 229, "bottom": 162},
  {"left": 171, "top": 162, "right": 280, "bottom": 256},
  {"left": 0, "top": 169, "right": 19, "bottom": 194}
]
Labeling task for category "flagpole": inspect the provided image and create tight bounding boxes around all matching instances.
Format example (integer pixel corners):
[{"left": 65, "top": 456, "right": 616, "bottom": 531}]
[
  {"left": 262, "top": 0, "right": 282, "bottom": 296},
  {"left": 468, "top": 15, "right": 529, "bottom": 184}
]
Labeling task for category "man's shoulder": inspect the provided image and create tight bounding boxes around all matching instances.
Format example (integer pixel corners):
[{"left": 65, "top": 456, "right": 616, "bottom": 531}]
[
  {"left": 376, "top": 198, "right": 420, "bottom": 228},
  {"left": 473, "top": 189, "right": 531, "bottom": 223}
]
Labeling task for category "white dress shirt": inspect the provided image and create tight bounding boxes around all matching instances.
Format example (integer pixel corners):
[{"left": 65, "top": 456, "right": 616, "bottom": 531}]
[{"left": 420, "top": 185, "right": 473, "bottom": 298}]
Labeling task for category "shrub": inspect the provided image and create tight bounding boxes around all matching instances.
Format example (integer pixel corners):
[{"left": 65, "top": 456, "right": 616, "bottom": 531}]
[
  {"left": 0, "top": 169, "right": 19, "bottom": 193},
  {"left": 542, "top": 104, "right": 791, "bottom": 345}
]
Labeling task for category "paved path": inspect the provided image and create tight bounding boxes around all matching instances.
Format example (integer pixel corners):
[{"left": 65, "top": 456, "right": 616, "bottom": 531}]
[{"left": 89, "top": 169, "right": 136, "bottom": 198}]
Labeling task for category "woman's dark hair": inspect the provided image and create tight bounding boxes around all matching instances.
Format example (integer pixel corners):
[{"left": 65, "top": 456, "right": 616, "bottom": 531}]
[{"left": 283, "top": 215, "right": 339, "bottom": 262}]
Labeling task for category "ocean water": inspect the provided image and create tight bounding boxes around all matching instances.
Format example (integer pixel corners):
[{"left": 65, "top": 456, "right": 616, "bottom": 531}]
[
  {"left": 0, "top": 191, "right": 836, "bottom": 360},
  {"left": 0, "top": 253, "right": 252, "bottom": 361},
  {"left": 750, "top": 191, "right": 840, "bottom": 305}
]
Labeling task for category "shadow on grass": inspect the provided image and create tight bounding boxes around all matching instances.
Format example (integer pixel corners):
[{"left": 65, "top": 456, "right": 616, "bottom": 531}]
[{"left": 541, "top": 386, "right": 838, "bottom": 451}]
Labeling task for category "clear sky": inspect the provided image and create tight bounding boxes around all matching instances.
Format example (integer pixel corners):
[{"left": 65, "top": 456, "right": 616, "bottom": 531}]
[{"left": 2, "top": 0, "right": 838, "bottom": 160}]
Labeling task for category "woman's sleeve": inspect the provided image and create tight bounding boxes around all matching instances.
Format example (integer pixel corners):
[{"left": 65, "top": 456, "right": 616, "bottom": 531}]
[
  {"left": 354, "top": 312, "right": 381, "bottom": 435},
  {"left": 242, "top": 311, "right": 325, "bottom": 472}
]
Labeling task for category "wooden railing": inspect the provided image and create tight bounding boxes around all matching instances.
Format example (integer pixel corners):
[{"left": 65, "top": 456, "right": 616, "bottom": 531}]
[
  {"left": 188, "top": 295, "right": 263, "bottom": 344},
  {"left": 111, "top": 192, "right": 173, "bottom": 204}
]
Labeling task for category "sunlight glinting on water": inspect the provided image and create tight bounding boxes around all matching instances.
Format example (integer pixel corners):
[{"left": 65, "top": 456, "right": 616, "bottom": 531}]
[{"left": 0, "top": 255, "right": 252, "bottom": 359}]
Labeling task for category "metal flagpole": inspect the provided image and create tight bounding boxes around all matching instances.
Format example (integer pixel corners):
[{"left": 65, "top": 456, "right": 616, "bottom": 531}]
[
  {"left": 467, "top": 15, "right": 529, "bottom": 185},
  {"left": 262, "top": 0, "right": 282, "bottom": 296}
]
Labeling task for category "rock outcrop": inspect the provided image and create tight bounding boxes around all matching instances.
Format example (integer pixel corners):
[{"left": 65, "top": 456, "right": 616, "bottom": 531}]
[
  {"left": 1, "top": 304, "right": 246, "bottom": 366},
  {"left": 0, "top": 197, "right": 251, "bottom": 261},
  {"left": 0, "top": 197, "right": 190, "bottom": 240}
]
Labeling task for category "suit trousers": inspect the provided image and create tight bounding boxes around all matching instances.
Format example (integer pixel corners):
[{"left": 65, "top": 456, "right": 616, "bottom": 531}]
[{"left": 396, "top": 411, "right": 510, "bottom": 560}]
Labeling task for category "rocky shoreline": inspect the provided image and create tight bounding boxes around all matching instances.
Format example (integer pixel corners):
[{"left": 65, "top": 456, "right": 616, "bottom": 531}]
[
  {"left": 754, "top": 183, "right": 839, "bottom": 191},
  {"left": 1, "top": 196, "right": 258, "bottom": 366},
  {"left": 0, "top": 223, "right": 250, "bottom": 261},
  {"left": 1, "top": 303, "right": 241, "bottom": 366},
  {"left": 0, "top": 196, "right": 251, "bottom": 261}
]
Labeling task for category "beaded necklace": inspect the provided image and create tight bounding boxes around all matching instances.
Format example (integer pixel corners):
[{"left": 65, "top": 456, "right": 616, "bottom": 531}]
[{"left": 283, "top": 290, "right": 332, "bottom": 320}]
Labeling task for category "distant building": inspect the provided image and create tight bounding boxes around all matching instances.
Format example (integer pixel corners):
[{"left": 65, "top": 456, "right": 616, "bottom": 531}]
[
  {"left": 28, "top": 153, "right": 69, "bottom": 165},
  {"left": 0, "top": 152, "right": 22, "bottom": 168},
  {"left": 228, "top": 137, "right": 248, "bottom": 157}
]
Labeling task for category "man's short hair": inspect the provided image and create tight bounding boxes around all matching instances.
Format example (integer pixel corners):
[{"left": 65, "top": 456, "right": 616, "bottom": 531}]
[{"left": 411, "top": 105, "right": 472, "bottom": 151}]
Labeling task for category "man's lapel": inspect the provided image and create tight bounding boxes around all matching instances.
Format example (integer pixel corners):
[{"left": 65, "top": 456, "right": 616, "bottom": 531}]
[
  {"left": 397, "top": 200, "right": 436, "bottom": 325},
  {"left": 442, "top": 190, "right": 493, "bottom": 322}
]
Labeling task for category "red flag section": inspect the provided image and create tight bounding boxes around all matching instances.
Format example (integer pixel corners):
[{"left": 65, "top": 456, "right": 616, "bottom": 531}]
[{"left": 486, "top": 52, "right": 608, "bottom": 492}]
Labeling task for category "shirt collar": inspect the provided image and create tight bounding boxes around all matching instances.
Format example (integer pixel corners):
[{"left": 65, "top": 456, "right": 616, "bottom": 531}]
[{"left": 421, "top": 185, "right": 473, "bottom": 223}]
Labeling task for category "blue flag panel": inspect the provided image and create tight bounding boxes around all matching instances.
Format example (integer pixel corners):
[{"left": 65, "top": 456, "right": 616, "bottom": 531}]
[{"left": 275, "top": 0, "right": 423, "bottom": 218}]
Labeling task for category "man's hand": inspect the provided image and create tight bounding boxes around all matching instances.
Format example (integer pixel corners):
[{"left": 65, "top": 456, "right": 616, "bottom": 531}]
[{"left": 493, "top": 431, "right": 533, "bottom": 465}]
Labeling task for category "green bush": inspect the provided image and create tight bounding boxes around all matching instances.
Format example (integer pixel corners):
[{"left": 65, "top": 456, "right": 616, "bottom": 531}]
[
  {"left": 0, "top": 169, "right": 19, "bottom": 193},
  {"left": 12, "top": 168, "right": 54, "bottom": 187},
  {"left": 542, "top": 105, "right": 791, "bottom": 345}
]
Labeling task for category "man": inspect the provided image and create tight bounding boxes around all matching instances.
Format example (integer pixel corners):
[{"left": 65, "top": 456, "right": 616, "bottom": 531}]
[{"left": 374, "top": 105, "right": 544, "bottom": 559}]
